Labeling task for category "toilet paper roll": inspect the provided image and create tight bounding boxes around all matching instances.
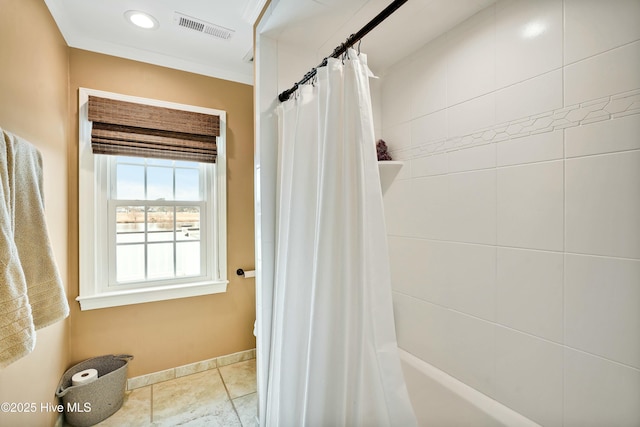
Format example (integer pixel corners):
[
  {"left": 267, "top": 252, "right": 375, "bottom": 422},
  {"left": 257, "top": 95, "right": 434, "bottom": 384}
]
[{"left": 71, "top": 368, "right": 98, "bottom": 386}]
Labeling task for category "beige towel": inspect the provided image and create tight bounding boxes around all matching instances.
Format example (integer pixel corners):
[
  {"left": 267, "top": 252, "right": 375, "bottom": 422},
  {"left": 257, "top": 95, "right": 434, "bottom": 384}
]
[
  {"left": 0, "top": 129, "right": 69, "bottom": 368},
  {"left": 1, "top": 130, "right": 35, "bottom": 368}
]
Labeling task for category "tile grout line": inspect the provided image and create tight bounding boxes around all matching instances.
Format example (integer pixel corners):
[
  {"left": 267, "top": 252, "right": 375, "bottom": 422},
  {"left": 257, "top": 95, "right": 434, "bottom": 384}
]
[
  {"left": 493, "top": 2, "right": 499, "bottom": 393},
  {"left": 392, "top": 288, "right": 640, "bottom": 372},
  {"left": 150, "top": 382, "right": 154, "bottom": 424},
  {"left": 561, "top": 1, "right": 567, "bottom": 423},
  {"left": 385, "top": 235, "right": 640, "bottom": 262},
  {"left": 218, "top": 367, "right": 244, "bottom": 425}
]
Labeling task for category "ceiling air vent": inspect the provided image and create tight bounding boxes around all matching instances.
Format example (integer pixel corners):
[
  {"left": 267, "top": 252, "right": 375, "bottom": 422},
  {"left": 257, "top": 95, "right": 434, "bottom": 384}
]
[{"left": 174, "top": 12, "right": 235, "bottom": 40}]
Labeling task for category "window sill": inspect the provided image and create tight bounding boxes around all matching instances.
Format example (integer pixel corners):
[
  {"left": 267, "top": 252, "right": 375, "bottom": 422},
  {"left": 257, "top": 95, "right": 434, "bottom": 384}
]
[{"left": 76, "top": 280, "right": 228, "bottom": 311}]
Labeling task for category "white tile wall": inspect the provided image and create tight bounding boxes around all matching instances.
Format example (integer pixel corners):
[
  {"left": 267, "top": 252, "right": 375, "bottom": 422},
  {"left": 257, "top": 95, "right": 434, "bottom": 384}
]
[
  {"left": 447, "top": 94, "right": 496, "bottom": 138},
  {"left": 445, "top": 6, "right": 496, "bottom": 106},
  {"left": 565, "top": 113, "right": 640, "bottom": 158},
  {"left": 497, "top": 130, "right": 563, "bottom": 167},
  {"left": 447, "top": 170, "right": 496, "bottom": 245},
  {"left": 381, "top": 56, "right": 413, "bottom": 127},
  {"left": 565, "top": 254, "right": 640, "bottom": 369},
  {"left": 445, "top": 310, "right": 496, "bottom": 396},
  {"left": 382, "top": 122, "right": 411, "bottom": 152},
  {"left": 410, "top": 110, "right": 447, "bottom": 149},
  {"left": 381, "top": 0, "right": 640, "bottom": 424},
  {"left": 447, "top": 144, "right": 496, "bottom": 173},
  {"left": 410, "top": 34, "right": 448, "bottom": 118},
  {"left": 495, "top": 69, "right": 563, "bottom": 124},
  {"left": 444, "top": 243, "right": 496, "bottom": 321},
  {"left": 564, "top": 348, "right": 640, "bottom": 427},
  {"left": 414, "top": 175, "right": 456, "bottom": 240},
  {"left": 411, "top": 152, "right": 447, "bottom": 178},
  {"left": 565, "top": 151, "right": 640, "bottom": 259},
  {"left": 390, "top": 238, "right": 497, "bottom": 321},
  {"left": 494, "top": 326, "right": 563, "bottom": 427},
  {"left": 497, "top": 161, "right": 564, "bottom": 251},
  {"left": 494, "top": 0, "right": 563, "bottom": 87},
  {"left": 392, "top": 292, "right": 452, "bottom": 372},
  {"left": 564, "top": 40, "right": 640, "bottom": 106},
  {"left": 496, "top": 248, "right": 563, "bottom": 343},
  {"left": 564, "top": 0, "right": 640, "bottom": 64},
  {"left": 381, "top": 178, "right": 414, "bottom": 238},
  {"left": 388, "top": 237, "right": 449, "bottom": 306}
]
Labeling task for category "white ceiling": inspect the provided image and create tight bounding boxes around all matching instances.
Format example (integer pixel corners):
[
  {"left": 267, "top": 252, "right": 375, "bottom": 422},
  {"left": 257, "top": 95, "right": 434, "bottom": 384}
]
[
  {"left": 44, "top": 0, "right": 495, "bottom": 86},
  {"left": 44, "top": 0, "right": 266, "bottom": 85}
]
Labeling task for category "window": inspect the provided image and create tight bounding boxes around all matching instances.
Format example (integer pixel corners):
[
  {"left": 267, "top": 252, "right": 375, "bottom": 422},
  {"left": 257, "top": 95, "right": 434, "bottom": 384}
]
[
  {"left": 78, "top": 88, "right": 227, "bottom": 310},
  {"left": 110, "top": 157, "right": 207, "bottom": 284}
]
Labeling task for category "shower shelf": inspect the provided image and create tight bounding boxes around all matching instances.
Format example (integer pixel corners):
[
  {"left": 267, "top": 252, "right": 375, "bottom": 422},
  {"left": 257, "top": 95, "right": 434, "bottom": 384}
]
[{"left": 378, "top": 160, "right": 403, "bottom": 194}]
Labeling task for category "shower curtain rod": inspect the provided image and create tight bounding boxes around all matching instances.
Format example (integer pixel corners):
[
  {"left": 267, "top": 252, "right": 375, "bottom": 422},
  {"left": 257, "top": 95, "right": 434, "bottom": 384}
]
[{"left": 277, "top": 0, "right": 409, "bottom": 102}]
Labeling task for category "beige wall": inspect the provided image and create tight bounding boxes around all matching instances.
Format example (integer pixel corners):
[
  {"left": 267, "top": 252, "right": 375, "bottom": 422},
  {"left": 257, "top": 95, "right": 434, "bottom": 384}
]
[
  {"left": 68, "top": 49, "right": 256, "bottom": 378},
  {"left": 0, "top": 0, "right": 71, "bottom": 426}
]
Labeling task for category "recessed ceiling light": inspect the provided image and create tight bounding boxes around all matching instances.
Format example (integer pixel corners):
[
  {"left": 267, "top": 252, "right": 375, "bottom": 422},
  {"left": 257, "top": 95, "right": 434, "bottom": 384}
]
[{"left": 125, "top": 10, "right": 159, "bottom": 30}]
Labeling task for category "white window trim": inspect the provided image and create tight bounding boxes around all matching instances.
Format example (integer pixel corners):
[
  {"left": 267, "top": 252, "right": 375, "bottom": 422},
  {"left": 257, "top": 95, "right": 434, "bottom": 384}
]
[{"left": 78, "top": 88, "right": 228, "bottom": 310}]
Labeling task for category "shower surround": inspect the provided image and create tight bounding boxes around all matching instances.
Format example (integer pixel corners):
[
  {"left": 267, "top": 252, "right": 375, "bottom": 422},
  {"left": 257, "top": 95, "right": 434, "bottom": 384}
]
[{"left": 380, "top": 0, "right": 640, "bottom": 425}]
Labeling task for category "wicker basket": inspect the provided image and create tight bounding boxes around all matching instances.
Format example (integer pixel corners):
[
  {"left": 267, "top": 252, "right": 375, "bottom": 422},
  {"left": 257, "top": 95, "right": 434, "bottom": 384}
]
[{"left": 56, "top": 354, "right": 133, "bottom": 427}]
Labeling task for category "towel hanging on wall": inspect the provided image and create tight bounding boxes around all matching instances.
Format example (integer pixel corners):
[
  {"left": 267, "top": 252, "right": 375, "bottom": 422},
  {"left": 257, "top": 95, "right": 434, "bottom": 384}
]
[{"left": 0, "top": 128, "right": 69, "bottom": 368}]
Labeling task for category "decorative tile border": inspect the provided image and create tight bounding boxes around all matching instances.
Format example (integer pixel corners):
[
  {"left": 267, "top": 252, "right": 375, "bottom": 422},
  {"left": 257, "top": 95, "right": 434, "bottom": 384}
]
[
  {"left": 127, "top": 348, "right": 256, "bottom": 390},
  {"left": 390, "top": 88, "right": 640, "bottom": 161}
]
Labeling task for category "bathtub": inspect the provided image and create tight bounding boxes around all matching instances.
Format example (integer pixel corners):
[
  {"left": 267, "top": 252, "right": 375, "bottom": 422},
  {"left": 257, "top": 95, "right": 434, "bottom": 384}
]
[{"left": 399, "top": 350, "right": 540, "bottom": 427}]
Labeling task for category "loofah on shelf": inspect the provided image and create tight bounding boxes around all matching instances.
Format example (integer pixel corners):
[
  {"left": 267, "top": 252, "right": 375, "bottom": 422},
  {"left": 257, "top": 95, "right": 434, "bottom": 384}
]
[{"left": 376, "top": 139, "right": 392, "bottom": 161}]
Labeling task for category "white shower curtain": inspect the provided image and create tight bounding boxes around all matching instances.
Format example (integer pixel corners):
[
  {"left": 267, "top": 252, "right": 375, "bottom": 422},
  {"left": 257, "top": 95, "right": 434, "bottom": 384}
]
[{"left": 266, "top": 50, "right": 417, "bottom": 427}]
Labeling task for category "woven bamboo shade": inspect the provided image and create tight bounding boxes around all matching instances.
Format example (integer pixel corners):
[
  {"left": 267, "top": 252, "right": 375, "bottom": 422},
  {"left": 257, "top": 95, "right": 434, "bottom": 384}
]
[{"left": 88, "top": 96, "right": 219, "bottom": 163}]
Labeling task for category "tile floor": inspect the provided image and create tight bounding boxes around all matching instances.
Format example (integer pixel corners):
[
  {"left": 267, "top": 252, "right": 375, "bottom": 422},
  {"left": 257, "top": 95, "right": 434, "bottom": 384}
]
[{"left": 69, "top": 358, "right": 257, "bottom": 427}]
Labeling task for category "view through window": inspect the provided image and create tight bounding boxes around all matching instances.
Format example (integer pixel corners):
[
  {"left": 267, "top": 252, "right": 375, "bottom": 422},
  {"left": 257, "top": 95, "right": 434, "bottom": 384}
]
[{"left": 111, "top": 156, "right": 206, "bottom": 284}]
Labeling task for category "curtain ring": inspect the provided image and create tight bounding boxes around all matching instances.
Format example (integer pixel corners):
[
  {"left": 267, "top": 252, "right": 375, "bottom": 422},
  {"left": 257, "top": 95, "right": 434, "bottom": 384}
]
[{"left": 357, "top": 40, "right": 362, "bottom": 56}]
